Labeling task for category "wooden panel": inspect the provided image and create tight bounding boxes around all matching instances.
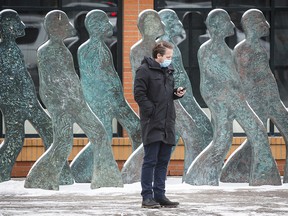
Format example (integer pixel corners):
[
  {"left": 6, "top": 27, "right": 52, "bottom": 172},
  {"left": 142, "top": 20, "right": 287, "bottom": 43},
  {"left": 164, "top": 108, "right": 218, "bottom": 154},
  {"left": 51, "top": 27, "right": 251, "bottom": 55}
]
[{"left": 0, "top": 136, "right": 285, "bottom": 162}]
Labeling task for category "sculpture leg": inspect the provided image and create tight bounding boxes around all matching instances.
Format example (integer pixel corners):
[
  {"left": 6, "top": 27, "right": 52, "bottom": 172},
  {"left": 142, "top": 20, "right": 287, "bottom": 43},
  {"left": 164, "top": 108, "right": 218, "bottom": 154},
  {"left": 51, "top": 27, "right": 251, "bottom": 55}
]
[
  {"left": 120, "top": 101, "right": 188, "bottom": 184},
  {"left": 70, "top": 114, "right": 113, "bottom": 183},
  {"left": 235, "top": 102, "right": 281, "bottom": 186},
  {"left": 0, "top": 112, "right": 25, "bottom": 182},
  {"left": 116, "top": 100, "right": 142, "bottom": 151},
  {"left": 221, "top": 139, "right": 251, "bottom": 183},
  {"left": 270, "top": 103, "right": 288, "bottom": 183},
  {"left": 185, "top": 109, "right": 233, "bottom": 186},
  {"left": 121, "top": 143, "right": 144, "bottom": 184},
  {"left": 180, "top": 95, "right": 213, "bottom": 147},
  {"left": 29, "top": 104, "right": 74, "bottom": 185},
  {"left": 174, "top": 100, "right": 205, "bottom": 182},
  {"left": 24, "top": 114, "right": 74, "bottom": 190},
  {"left": 74, "top": 105, "right": 123, "bottom": 189}
]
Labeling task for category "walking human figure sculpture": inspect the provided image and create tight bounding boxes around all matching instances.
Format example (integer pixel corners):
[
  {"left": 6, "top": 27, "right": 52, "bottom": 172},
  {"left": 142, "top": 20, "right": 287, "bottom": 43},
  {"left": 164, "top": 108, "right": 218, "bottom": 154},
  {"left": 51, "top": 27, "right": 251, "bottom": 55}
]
[
  {"left": 221, "top": 9, "right": 288, "bottom": 183},
  {"left": 0, "top": 9, "right": 72, "bottom": 184},
  {"left": 122, "top": 9, "right": 197, "bottom": 183},
  {"left": 72, "top": 9, "right": 142, "bottom": 183},
  {"left": 158, "top": 9, "right": 213, "bottom": 180},
  {"left": 122, "top": 9, "right": 165, "bottom": 183},
  {"left": 185, "top": 9, "right": 281, "bottom": 186},
  {"left": 130, "top": 9, "right": 165, "bottom": 81},
  {"left": 24, "top": 10, "right": 123, "bottom": 190}
]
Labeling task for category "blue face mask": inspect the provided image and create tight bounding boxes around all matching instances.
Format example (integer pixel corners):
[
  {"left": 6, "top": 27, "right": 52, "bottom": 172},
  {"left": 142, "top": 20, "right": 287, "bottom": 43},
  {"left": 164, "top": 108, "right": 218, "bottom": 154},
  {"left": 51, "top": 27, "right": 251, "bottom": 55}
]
[{"left": 160, "top": 59, "right": 172, "bottom": 68}]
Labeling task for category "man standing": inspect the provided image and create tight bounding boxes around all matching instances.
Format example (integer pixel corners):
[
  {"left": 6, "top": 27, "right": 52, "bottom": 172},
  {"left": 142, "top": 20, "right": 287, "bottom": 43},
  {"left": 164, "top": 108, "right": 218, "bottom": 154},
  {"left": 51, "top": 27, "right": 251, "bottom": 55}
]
[{"left": 134, "top": 41, "right": 186, "bottom": 208}]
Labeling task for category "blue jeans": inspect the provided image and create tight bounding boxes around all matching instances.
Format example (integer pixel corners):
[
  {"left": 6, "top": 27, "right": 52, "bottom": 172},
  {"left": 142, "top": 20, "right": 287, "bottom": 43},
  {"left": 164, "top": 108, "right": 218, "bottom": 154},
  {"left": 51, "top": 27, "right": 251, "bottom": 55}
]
[{"left": 141, "top": 141, "right": 173, "bottom": 200}]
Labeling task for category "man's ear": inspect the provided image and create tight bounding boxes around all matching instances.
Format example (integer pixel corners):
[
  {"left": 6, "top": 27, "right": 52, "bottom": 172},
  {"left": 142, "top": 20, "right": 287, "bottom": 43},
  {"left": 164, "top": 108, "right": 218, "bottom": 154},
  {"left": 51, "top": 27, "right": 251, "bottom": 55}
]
[{"left": 156, "top": 53, "right": 162, "bottom": 59}]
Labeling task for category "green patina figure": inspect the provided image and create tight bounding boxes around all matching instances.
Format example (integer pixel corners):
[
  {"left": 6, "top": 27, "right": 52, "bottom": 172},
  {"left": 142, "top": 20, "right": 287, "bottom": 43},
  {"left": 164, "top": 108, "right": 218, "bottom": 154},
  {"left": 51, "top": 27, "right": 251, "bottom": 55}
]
[
  {"left": 130, "top": 9, "right": 165, "bottom": 81},
  {"left": 73, "top": 9, "right": 141, "bottom": 183},
  {"left": 158, "top": 9, "right": 213, "bottom": 181},
  {"left": 0, "top": 9, "right": 72, "bottom": 184},
  {"left": 221, "top": 9, "right": 288, "bottom": 184},
  {"left": 185, "top": 9, "right": 281, "bottom": 186},
  {"left": 123, "top": 9, "right": 199, "bottom": 183},
  {"left": 122, "top": 10, "right": 165, "bottom": 184},
  {"left": 24, "top": 10, "right": 122, "bottom": 190}
]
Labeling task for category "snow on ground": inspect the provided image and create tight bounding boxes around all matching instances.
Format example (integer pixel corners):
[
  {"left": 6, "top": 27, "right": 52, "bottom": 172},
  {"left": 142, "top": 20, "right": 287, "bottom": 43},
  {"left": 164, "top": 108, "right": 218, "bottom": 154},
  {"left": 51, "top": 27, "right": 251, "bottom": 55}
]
[
  {"left": 1, "top": 177, "right": 288, "bottom": 216},
  {"left": 0, "top": 177, "right": 287, "bottom": 196}
]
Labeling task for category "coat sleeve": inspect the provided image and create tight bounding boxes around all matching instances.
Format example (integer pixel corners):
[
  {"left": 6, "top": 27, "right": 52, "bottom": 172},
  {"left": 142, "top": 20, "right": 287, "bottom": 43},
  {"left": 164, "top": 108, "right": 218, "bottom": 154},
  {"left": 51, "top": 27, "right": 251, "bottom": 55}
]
[{"left": 134, "top": 66, "right": 155, "bottom": 118}]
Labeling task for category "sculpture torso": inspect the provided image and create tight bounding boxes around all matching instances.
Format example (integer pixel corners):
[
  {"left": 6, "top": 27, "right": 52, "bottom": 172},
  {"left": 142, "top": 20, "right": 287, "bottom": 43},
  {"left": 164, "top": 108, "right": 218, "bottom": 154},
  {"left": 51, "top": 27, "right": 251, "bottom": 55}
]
[
  {"left": 38, "top": 41, "right": 84, "bottom": 110},
  {"left": 235, "top": 40, "right": 280, "bottom": 103},
  {"left": 0, "top": 40, "right": 38, "bottom": 106},
  {"left": 198, "top": 40, "right": 243, "bottom": 102}
]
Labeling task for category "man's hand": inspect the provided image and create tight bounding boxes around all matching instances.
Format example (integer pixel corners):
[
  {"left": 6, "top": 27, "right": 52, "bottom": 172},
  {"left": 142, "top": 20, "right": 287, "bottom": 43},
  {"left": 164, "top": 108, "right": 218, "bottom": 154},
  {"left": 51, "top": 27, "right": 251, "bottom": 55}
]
[{"left": 175, "top": 87, "right": 186, "bottom": 97}]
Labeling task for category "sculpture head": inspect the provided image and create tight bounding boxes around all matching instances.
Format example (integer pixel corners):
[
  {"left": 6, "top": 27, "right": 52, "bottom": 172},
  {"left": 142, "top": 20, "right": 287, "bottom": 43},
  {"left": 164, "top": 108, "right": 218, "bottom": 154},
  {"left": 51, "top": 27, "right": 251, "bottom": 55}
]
[
  {"left": 158, "top": 9, "right": 184, "bottom": 38},
  {"left": 206, "top": 9, "right": 235, "bottom": 39},
  {"left": 137, "top": 9, "right": 165, "bottom": 39},
  {"left": 0, "top": 9, "right": 25, "bottom": 40},
  {"left": 44, "top": 10, "right": 76, "bottom": 40},
  {"left": 85, "top": 9, "right": 113, "bottom": 38},
  {"left": 241, "top": 9, "right": 270, "bottom": 38}
]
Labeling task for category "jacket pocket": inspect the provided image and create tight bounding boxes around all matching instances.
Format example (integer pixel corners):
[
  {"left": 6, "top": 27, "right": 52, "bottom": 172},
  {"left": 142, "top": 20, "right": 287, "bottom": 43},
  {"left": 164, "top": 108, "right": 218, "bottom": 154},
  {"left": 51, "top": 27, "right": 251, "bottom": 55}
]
[{"left": 140, "top": 104, "right": 155, "bottom": 119}]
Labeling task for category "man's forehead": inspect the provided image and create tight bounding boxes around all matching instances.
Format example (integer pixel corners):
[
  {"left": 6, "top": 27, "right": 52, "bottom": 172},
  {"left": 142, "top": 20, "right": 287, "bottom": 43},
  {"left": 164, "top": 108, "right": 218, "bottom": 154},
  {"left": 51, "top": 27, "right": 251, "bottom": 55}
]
[{"left": 164, "top": 48, "right": 173, "bottom": 54}]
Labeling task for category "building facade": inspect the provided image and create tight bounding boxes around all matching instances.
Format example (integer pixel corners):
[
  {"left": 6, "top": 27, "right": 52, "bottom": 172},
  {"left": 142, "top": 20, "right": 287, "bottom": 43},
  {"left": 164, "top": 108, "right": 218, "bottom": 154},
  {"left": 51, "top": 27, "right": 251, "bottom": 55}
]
[{"left": 0, "top": 0, "right": 287, "bottom": 177}]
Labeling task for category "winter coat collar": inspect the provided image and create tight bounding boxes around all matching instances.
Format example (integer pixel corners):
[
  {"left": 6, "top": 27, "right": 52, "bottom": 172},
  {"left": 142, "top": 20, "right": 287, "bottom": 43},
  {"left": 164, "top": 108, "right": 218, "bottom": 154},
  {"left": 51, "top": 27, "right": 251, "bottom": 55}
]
[{"left": 141, "top": 56, "right": 174, "bottom": 73}]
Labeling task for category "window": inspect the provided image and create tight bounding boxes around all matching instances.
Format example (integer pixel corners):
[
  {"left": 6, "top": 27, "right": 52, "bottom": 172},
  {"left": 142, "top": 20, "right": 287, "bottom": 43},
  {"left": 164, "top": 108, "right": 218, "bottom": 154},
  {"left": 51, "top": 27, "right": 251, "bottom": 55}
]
[{"left": 155, "top": 0, "right": 288, "bottom": 135}]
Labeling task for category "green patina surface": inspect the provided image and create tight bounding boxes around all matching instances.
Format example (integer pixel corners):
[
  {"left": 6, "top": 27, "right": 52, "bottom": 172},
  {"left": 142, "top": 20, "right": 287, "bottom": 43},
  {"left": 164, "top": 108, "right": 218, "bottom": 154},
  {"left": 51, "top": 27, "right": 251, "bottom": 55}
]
[
  {"left": 0, "top": 9, "right": 73, "bottom": 185},
  {"left": 72, "top": 9, "right": 141, "bottom": 183},
  {"left": 24, "top": 10, "right": 122, "bottom": 190},
  {"left": 221, "top": 9, "right": 288, "bottom": 184},
  {"left": 158, "top": 9, "right": 213, "bottom": 181},
  {"left": 186, "top": 9, "right": 281, "bottom": 186}
]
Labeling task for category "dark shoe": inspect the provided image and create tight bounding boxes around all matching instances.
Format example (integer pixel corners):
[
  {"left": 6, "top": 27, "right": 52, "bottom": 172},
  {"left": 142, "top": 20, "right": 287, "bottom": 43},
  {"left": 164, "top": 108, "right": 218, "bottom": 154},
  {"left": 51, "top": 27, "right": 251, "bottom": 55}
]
[
  {"left": 154, "top": 196, "right": 179, "bottom": 208},
  {"left": 141, "top": 198, "right": 161, "bottom": 208}
]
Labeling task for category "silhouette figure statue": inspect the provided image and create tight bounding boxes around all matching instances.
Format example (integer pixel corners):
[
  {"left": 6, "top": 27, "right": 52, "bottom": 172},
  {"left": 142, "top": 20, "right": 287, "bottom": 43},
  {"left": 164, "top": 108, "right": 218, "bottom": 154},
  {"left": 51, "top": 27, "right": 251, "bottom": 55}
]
[
  {"left": 121, "top": 10, "right": 165, "bottom": 183},
  {"left": 221, "top": 9, "right": 288, "bottom": 183},
  {"left": 122, "top": 9, "right": 198, "bottom": 183},
  {"left": 0, "top": 9, "right": 72, "bottom": 184},
  {"left": 72, "top": 9, "right": 142, "bottom": 183},
  {"left": 130, "top": 9, "right": 165, "bottom": 81},
  {"left": 24, "top": 10, "right": 123, "bottom": 190},
  {"left": 185, "top": 9, "right": 281, "bottom": 186},
  {"left": 158, "top": 9, "right": 213, "bottom": 180}
]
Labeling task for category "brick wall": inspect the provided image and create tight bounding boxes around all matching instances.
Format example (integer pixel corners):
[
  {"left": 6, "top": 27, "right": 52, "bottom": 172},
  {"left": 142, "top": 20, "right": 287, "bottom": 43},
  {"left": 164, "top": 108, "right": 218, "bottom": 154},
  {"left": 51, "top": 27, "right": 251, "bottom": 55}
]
[
  {"left": 122, "top": 0, "right": 154, "bottom": 115},
  {"left": 122, "top": 0, "right": 154, "bottom": 137},
  {"left": 8, "top": 137, "right": 287, "bottom": 177}
]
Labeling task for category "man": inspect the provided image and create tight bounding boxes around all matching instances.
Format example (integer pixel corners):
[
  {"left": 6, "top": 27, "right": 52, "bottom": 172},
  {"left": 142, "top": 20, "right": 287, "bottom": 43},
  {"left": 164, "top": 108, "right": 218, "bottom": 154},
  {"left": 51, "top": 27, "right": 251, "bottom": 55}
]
[{"left": 134, "top": 41, "right": 186, "bottom": 208}]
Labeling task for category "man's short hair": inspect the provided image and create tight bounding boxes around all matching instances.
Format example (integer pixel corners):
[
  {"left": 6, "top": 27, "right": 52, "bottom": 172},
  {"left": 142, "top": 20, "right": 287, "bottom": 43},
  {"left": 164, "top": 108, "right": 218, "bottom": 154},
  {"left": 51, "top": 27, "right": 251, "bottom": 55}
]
[{"left": 152, "top": 41, "right": 174, "bottom": 58}]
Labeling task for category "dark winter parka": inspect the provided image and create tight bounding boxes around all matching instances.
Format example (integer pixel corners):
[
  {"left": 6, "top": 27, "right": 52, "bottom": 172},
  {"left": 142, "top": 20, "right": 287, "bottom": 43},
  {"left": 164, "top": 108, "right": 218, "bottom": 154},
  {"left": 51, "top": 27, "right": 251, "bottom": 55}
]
[{"left": 134, "top": 56, "right": 181, "bottom": 146}]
